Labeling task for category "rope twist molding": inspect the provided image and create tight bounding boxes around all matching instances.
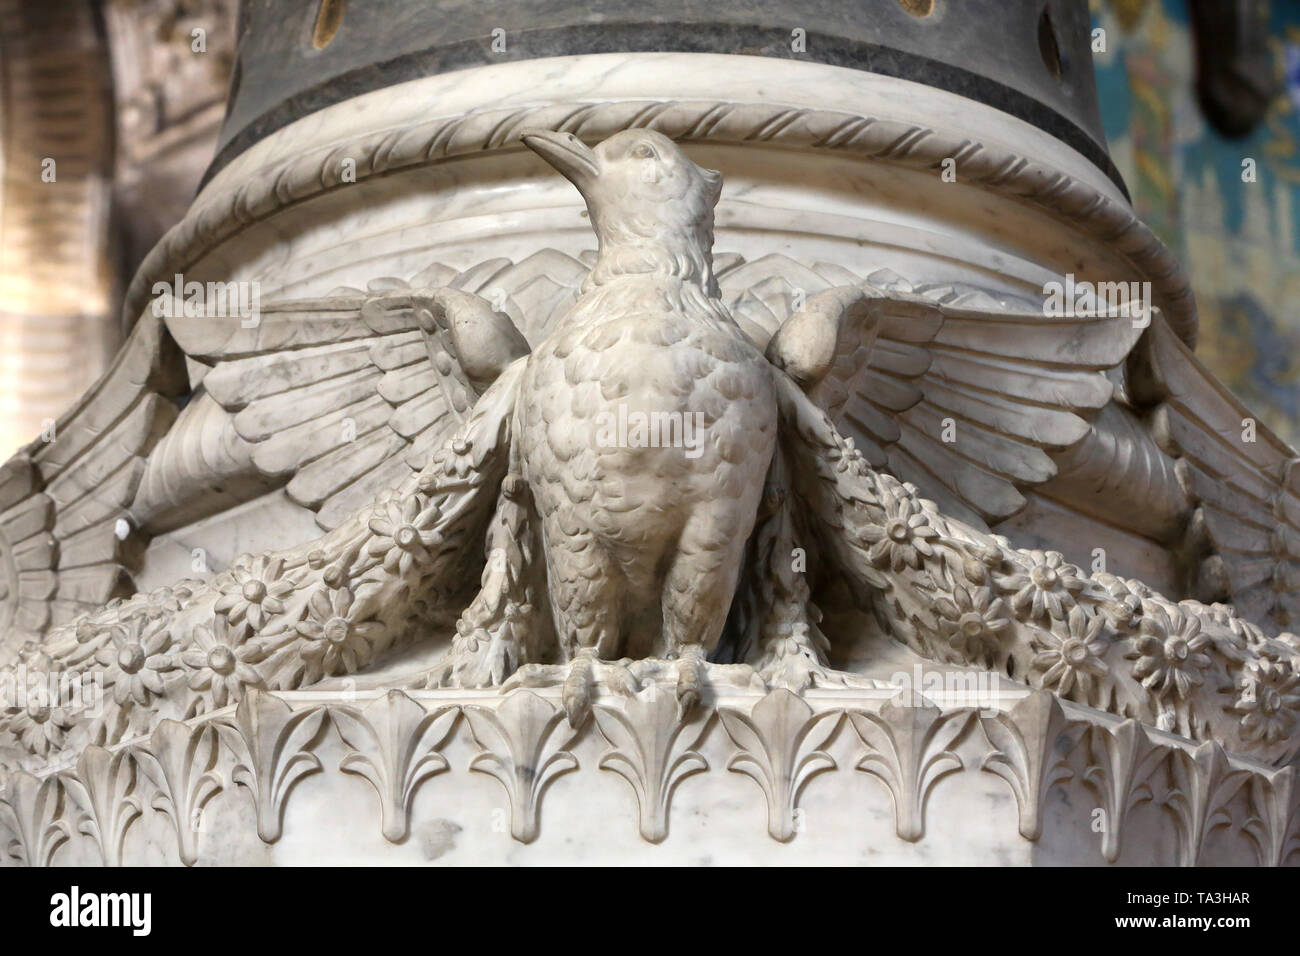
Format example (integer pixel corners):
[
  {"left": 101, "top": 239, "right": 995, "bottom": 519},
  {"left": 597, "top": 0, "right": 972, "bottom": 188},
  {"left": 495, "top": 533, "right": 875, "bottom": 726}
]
[{"left": 124, "top": 96, "right": 1197, "bottom": 345}]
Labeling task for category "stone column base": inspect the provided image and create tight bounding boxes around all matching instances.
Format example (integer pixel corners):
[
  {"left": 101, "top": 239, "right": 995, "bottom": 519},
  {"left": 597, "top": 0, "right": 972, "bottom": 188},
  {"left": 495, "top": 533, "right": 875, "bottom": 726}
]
[{"left": 5, "top": 682, "right": 1293, "bottom": 866}]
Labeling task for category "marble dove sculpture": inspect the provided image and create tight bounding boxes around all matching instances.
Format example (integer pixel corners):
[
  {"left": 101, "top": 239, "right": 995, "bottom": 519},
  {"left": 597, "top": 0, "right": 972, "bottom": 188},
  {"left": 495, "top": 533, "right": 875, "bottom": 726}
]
[{"left": 3, "top": 128, "right": 1300, "bottom": 770}]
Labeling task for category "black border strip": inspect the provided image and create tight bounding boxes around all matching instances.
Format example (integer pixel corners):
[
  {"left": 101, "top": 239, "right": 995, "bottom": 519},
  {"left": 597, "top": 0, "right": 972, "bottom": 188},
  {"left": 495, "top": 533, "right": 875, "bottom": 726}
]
[{"left": 201, "top": 24, "right": 1127, "bottom": 198}]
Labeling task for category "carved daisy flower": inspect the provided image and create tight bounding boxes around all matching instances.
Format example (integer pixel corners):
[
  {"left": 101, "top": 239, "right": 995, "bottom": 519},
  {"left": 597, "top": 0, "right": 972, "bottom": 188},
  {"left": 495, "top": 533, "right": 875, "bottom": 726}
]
[
  {"left": 11, "top": 691, "right": 76, "bottom": 757},
  {"left": 1233, "top": 657, "right": 1300, "bottom": 747},
  {"left": 96, "top": 616, "right": 176, "bottom": 706},
  {"left": 430, "top": 437, "right": 475, "bottom": 481},
  {"left": 1205, "top": 602, "right": 1267, "bottom": 658},
  {"left": 182, "top": 615, "right": 263, "bottom": 710},
  {"left": 1125, "top": 602, "right": 1212, "bottom": 700},
  {"left": 860, "top": 493, "right": 937, "bottom": 571},
  {"left": 366, "top": 495, "right": 443, "bottom": 576},
  {"left": 296, "top": 586, "right": 383, "bottom": 678},
  {"left": 1031, "top": 605, "right": 1109, "bottom": 699},
  {"left": 831, "top": 436, "right": 872, "bottom": 478},
  {"left": 9, "top": 647, "right": 86, "bottom": 753},
  {"left": 215, "top": 554, "right": 294, "bottom": 632},
  {"left": 997, "top": 550, "right": 1084, "bottom": 622},
  {"left": 1177, "top": 600, "right": 1253, "bottom": 665},
  {"left": 935, "top": 583, "right": 1010, "bottom": 664},
  {"left": 1091, "top": 573, "right": 1146, "bottom": 629},
  {"left": 123, "top": 586, "right": 182, "bottom": 622}
]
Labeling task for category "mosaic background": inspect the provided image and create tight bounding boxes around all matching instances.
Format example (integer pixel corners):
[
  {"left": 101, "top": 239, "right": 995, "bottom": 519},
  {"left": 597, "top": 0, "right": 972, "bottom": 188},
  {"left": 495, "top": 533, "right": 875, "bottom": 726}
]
[{"left": 1091, "top": 0, "right": 1300, "bottom": 444}]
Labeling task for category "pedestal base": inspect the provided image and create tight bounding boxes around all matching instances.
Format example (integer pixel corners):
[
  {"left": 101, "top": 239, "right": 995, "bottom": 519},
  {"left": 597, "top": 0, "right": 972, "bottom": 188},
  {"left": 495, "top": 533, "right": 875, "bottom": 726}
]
[{"left": 5, "top": 681, "right": 1291, "bottom": 866}]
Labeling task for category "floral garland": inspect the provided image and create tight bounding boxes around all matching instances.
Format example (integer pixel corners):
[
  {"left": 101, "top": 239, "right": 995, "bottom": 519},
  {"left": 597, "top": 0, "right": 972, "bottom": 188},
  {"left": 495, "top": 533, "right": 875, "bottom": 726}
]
[
  {"left": 0, "top": 363, "right": 524, "bottom": 769},
  {"left": 3, "top": 362, "right": 1299, "bottom": 770},
  {"left": 774, "top": 373, "right": 1300, "bottom": 765}
]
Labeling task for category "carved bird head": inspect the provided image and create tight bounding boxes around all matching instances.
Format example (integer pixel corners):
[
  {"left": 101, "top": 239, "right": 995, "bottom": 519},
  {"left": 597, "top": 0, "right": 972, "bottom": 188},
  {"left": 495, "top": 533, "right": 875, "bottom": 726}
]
[{"left": 521, "top": 128, "right": 723, "bottom": 294}]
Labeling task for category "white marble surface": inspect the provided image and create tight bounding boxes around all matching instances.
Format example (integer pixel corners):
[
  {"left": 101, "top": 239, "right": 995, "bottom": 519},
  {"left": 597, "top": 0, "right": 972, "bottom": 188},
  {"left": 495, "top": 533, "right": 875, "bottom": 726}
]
[
  {"left": 7, "top": 48, "right": 1294, "bottom": 871},
  {"left": 27, "top": 685, "right": 1283, "bottom": 866},
  {"left": 131, "top": 53, "right": 1164, "bottom": 593},
  {"left": 179, "top": 53, "right": 1142, "bottom": 316},
  {"left": 199, "top": 53, "right": 1127, "bottom": 211}
]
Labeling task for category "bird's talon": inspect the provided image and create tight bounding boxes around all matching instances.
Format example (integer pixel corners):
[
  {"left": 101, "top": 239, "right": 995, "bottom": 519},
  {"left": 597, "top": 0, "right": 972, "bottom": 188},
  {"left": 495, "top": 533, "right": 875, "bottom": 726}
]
[
  {"left": 675, "top": 645, "right": 705, "bottom": 715},
  {"left": 600, "top": 662, "right": 641, "bottom": 696},
  {"left": 562, "top": 652, "right": 596, "bottom": 727},
  {"left": 498, "top": 661, "right": 544, "bottom": 692}
]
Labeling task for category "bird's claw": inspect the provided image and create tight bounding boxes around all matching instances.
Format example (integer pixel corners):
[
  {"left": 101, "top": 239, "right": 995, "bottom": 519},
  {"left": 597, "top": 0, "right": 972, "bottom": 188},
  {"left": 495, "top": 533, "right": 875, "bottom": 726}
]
[
  {"left": 562, "top": 652, "right": 594, "bottom": 726},
  {"left": 499, "top": 654, "right": 642, "bottom": 727},
  {"left": 675, "top": 645, "right": 705, "bottom": 715},
  {"left": 624, "top": 657, "right": 765, "bottom": 703}
]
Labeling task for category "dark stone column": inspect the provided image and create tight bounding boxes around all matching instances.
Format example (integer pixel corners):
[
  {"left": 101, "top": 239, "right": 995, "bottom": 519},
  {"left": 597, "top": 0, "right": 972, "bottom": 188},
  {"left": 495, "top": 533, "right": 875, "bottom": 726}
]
[{"left": 214, "top": 0, "right": 1120, "bottom": 192}]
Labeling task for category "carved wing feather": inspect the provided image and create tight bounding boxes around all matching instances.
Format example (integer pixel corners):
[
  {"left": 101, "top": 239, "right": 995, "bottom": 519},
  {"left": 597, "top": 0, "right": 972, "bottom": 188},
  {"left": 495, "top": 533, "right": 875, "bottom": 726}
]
[
  {"left": 729, "top": 257, "right": 1145, "bottom": 528},
  {"left": 1132, "top": 316, "right": 1300, "bottom": 630},
  {"left": 136, "top": 287, "right": 528, "bottom": 534},
  {"left": 0, "top": 253, "right": 586, "bottom": 648},
  {"left": 0, "top": 313, "right": 186, "bottom": 655}
]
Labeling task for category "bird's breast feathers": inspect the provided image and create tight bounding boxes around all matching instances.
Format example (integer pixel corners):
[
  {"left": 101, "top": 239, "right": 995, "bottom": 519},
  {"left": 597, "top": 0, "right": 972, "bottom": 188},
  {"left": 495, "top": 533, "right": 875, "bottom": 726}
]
[{"left": 519, "top": 282, "right": 777, "bottom": 485}]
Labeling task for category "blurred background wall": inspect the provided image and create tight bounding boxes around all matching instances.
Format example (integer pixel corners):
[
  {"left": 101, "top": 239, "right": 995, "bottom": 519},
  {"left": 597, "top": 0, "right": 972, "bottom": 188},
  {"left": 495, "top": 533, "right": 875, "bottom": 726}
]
[
  {"left": 1091, "top": 0, "right": 1300, "bottom": 445},
  {"left": 0, "top": 0, "right": 234, "bottom": 458}
]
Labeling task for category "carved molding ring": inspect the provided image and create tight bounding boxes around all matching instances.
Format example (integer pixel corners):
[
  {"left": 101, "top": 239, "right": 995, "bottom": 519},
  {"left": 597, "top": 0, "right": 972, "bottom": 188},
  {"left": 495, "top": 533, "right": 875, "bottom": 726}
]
[{"left": 122, "top": 96, "right": 1197, "bottom": 346}]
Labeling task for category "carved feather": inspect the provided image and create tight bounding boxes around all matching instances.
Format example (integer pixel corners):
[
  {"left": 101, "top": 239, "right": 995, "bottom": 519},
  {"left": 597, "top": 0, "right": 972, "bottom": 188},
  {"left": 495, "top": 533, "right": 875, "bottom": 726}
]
[
  {"left": 135, "top": 286, "right": 530, "bottom": 534},
  {"left": 744, "top": 261, "right": 1145, "bottom": 529},
  {"left": 0, "top": 313, "right": 186, "bottom": 657},
  {"left": 1133, "top": 316, "right": 1300, "bottom": 631}
]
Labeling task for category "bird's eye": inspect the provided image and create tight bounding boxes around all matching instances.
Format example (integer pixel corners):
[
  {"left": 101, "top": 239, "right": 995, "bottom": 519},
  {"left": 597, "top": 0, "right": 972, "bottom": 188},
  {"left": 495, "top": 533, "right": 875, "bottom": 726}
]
[{"left": 633, "top": 143, "right": 656, "bottom": 159}]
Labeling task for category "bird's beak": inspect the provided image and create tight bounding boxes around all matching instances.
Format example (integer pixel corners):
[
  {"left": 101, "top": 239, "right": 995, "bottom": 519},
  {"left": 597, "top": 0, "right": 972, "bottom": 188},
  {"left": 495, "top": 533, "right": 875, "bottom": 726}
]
[{"left": 521, "top": 129, "right": 599, "bottom": 188}]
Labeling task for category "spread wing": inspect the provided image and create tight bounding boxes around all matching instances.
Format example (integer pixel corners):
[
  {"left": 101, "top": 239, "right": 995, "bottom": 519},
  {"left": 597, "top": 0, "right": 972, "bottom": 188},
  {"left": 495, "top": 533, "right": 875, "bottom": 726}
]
[
  {"left": 729, "top": 257, "right": 1145, "bottom": 528},
  {"left": 1130, "top": 315, "right": 1300, "bottom": 631},
  {"left": 0, "top": 252, "right": 576, "bottom": 653},
  {"left": 0, "top": 313, "right": 186, "bottom": 654},
  {"left": 135, "top": 285, "right": 529, "bottom": 534}
]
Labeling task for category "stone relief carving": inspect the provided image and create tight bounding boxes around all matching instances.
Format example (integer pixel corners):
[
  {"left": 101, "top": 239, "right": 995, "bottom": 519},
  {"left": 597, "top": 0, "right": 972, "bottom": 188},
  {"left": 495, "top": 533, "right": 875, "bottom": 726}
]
[
  {"left": 2, "top": 685, "right": 1297, "bottom": 865},
  {"left": 64, "top": 746, "right": 142, "bottom": 868},
  {"left": 135, "top": 719, "right": 223, "bottom": 866},
  {"left": 332, "top": 691, "right": 458, "bottom": 843},
  {"left": 215, "top": 690, "right": 327, "bottom": 844},
  {"left": 593, "top": 685, "right": 712, "bottom": 843},
  {"left": 463, "top": 691, "right": 579, "bottom": 844},
  {"left": 851, "top": 696, "right": 970, "bottom": 843},
  {"left": 120, "top": 98, "right": 1197, "bottom": 347},
  {"left": 978, "top": 693, "right": 1081, "bottom": 841},
  {"left": 719, "top": 689, "right": 841, "bottom": 842},
  {"left": 0, "top": 769, "right": 69, "bottom": 867},
  {"left": 3, "top": 127, "right": 1300, "bottom": 863}
]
